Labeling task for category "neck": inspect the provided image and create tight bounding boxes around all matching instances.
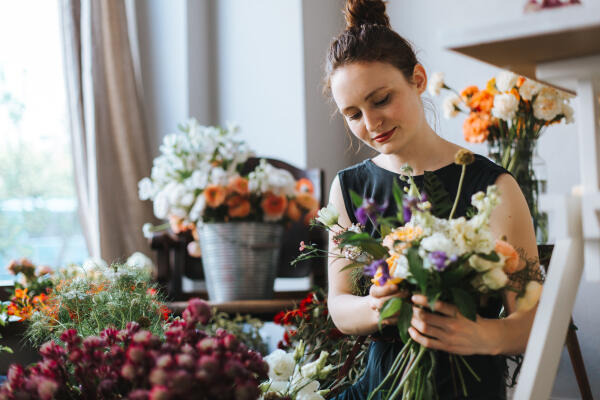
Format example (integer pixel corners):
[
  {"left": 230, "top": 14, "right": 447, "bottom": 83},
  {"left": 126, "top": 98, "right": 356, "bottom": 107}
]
[{"left": 373, "top": 126, "right": 461, "bottom": 175}]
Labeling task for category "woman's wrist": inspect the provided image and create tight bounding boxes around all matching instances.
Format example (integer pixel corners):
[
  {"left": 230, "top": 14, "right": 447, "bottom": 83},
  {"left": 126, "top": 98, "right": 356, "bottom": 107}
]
[{"left": 478, "top": 317, "right": 505, "bottom": 356}]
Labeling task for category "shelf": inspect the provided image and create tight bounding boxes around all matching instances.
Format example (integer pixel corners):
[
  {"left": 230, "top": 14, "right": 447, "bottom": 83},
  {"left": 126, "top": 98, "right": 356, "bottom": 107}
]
[{"left": 443, "top": 4, "right": 600, "bottom": 88}]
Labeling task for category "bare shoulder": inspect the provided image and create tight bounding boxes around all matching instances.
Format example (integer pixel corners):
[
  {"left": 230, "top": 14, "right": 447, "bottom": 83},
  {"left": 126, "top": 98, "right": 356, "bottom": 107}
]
[{"left": 329, "top": 175, "right": 352, "bottom": 228}]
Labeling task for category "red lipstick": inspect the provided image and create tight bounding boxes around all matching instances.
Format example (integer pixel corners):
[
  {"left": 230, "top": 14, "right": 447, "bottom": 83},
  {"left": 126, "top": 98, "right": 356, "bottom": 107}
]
[{"left": 373, "top": 128, "right": 395, "bottom": 143}]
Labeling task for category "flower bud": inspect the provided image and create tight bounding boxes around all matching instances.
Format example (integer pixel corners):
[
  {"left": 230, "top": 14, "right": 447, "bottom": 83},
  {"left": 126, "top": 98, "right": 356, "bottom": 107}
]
[{"left": 454, "top": 149, "right": 475, "bottom": 166}]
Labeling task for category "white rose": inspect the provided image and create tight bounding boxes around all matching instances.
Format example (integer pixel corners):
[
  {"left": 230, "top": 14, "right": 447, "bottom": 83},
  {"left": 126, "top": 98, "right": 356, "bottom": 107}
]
[
  {"left": 316, "top": 203, "right": 339, "bottom": 228},
  {"left": 492, "top": 93, "right": 519, "bottom": 121},
  {"left": 516, "top": 281, "right": 543, "bottom": 311},
  {"left": 442, "top": 94, "right": 461, "bottom": 119},
  {"left": 495, "top": 71, "right": 519, "bottom": 92},
  {"left": 533, "top": 87, "right": 562, "bottom": 121},
  {"left": 153, "top": 190, "right": 170, "bottom": 219},
  {"left": 469, "top": 254, "right": 501, "bottom": 272},
  {"left": 264, "top": 349, "right": 296, "bottom": 381},
  {"left": 519, "top": 79, "right": 543, "bottom": 101},
  {"left": 138, "top": 177, "right": 154, "bottom": 200},
  {"left": 562, "top": 101, "right": 574, "bottom": 124},
  {"left": 428, "top": 72, "right": 445, "bottom": 96},
  {"left": 482, "top": 267, "right": 509, "bottom": 290}
]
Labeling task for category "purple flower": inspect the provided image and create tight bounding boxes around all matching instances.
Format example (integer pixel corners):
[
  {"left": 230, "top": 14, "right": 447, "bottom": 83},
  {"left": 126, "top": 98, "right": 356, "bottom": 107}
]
[
  {"left": 429, "top": 251, "right": 449, "bottom": 271},
  {"left": 355, "top": 199, "right": 387, "bottom": 226},
  {"left": 364, "top": 259, "right": 387, "bottom": 277}
]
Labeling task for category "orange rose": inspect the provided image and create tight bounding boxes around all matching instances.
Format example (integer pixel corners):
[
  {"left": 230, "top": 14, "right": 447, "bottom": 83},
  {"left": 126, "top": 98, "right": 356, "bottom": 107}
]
[
  {"left": 227, "top": 195, "right": 251, "bottom": 218},
  {"left": 460, "top": 85, "right": 479, "bottom": 105},
  {"left": 495, "top": 240, "right": 521, "bottom": 273},
  {"left": 204, "top": 185, "right": 227, "bottom": 208},
  {"left": 286, "top": 199, "right": 302, "bottom": 222},
  {"left": 261, "top": 193, "right": 288, "bottom": 221},
  {"left": 295, "top": 178, "right": 314, "bottom": 195},
  {"left": 227, "top": 176, "right": 249, "bottom": 196},
  {"left": 295, "top": 193, "right": 319, "bottom": 212},
  {"left": 463, "top": 112, "right": 491, "bottom": 143},
  {"left": 470, "top": 90, "right": 494, "bottom": 113}
]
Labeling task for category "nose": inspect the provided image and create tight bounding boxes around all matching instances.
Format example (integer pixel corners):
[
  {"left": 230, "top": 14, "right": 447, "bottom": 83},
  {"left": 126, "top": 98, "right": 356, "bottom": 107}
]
[{"left": 363, "top": 110, "right": 383, "bottom": 133}]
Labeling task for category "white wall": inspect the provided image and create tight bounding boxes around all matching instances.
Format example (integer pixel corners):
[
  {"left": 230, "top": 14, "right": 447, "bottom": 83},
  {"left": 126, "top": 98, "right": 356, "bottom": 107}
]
[{"left": 386, "top": 1, "right": 596, "bottom": 398}]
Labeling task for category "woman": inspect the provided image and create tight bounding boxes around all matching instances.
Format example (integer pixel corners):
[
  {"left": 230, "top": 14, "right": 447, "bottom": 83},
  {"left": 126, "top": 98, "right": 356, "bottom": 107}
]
[{"left": 325, "top": 1, "right": 541, "bottom": 399}]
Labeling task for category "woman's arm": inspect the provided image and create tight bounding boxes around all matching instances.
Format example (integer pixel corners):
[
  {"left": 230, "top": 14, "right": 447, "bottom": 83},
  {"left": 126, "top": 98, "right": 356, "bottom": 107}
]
[
  {"left": 408, "top": 173, "right": 540, "bottom": 355},
  {"left": 327, "top": 176, "right": 404, "bottom": 336}
]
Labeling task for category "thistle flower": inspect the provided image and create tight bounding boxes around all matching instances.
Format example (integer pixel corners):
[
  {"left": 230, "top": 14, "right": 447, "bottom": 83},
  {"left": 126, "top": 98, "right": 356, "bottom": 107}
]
[{"left": 454, "top": 149, "right": 475, "bottom": 166}]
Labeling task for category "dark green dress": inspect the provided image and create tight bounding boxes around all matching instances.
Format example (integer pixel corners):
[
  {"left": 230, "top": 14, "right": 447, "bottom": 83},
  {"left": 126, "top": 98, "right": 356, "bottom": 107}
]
[{"left": 333, "top": 155, "right": 509, "bottom": 400}]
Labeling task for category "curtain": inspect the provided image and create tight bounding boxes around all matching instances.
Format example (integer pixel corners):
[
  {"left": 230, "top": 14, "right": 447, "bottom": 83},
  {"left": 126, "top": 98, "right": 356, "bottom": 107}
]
[{"left": 60, "top": 0, "right": 155, "bottom": 263}]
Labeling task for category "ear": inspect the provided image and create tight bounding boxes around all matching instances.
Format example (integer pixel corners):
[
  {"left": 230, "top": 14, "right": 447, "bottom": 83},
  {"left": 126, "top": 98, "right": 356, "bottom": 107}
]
[{"left": 412, "top": 64, "right": 427, "bottom": 95}]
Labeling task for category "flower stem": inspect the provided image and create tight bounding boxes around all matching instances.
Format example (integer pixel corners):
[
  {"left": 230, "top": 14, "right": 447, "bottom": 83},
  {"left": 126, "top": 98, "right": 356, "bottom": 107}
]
[
  {"left": 390, "top": 345, "right": 427, "bottom": 399},
  {"left": 448, "top": 164, "right": 466, "bottom": 220},
  {"left": 366, "top": 341, "right": 412, "bottom": 400},
  {"left": 459, "top": 355, "right": 481, "bottom": 382}
]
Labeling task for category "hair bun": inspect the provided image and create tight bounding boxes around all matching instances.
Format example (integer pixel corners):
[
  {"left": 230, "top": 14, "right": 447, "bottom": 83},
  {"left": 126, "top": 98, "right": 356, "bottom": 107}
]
[{"left": 344, "top": 0, "right": 390, "bottom": 30}]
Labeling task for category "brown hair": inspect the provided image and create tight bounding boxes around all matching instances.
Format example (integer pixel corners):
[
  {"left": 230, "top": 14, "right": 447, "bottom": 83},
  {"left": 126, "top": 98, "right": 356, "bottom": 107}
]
[{"left": 325, "top": 0, "right": 419, "bottom": 91}]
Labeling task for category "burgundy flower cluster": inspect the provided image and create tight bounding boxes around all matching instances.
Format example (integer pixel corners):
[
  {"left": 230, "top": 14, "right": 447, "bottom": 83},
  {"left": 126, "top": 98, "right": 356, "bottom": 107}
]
[{"left": 0, "top": 298, "right": 268, "bottom": 400}]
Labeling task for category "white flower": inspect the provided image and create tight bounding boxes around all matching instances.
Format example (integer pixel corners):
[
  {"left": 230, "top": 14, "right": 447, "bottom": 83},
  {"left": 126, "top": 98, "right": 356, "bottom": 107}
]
[
  {"left": 179, "top": 192, "right": 196, "bottom": 208},
  {"left": 469, "top": 254, "right": 501, "bottom": 272},
  {"left": 142, "top": 223, "right": 154, "bottom": 239},
  {"left": 138, "top": 177, "right": 154, "bottom": 200},
  {"left": 428, "top": 72, "right": 445, "bottom": 96},
  {"left": 153, "top": 190, "right": 170, "bottom": 219},
  {"left": 518, "top": 79, "right": 543, "bottom": 101},
  {"left": 533, "top": 87, "right": 562, "bottom": 121},
  {"left": 167, "top": 183, "right": 188, "bottom": 206},
  {"left": 190, "top": 170, "right": 209, "bottom": 190},
  {"left": 126, "top": 252, "right": 154, "bottom": 272},
  {"left": 210, "top": 167, "right": 229, "bottom": 186},
  {"left": 264, "top": 349, "right": 295, "bottom": 381},
  {"left": 170, "top": 207, "right": 187, "bottom": 219},
  {"left": 297, "top": 381, "right": 321, "bottom": 400},
  {"left": 562, "top": 101, "right": 574, "bottom": 124},
  {"left": 82, "top": 257, "right": 108, "bottom": 271},
  {"left": 420, "top": 232, "right": 458, "bottom": 258},
  {"left": 482, "top": 267, "right": 509, "bottom": 290},
  {"left": 316, "top": 203, "right": 339, "bottom": 228},
  {"left": 389, "top": 254, "right": 411, "bottom": 279},
  {"left": 188, "top": 195, "right": 206, "bottom": 222},
  {"left": 262, "top": 380, "right": 288, "bottom": 394},
  {"left": 495, "top": 71, "right": 519, "bottom": 92},
  {"left": 492, "top": 93, "right": 519, "bottom": 121},
  {"left": 442, "top": 94, "right": 461, "bottom": 119},
  {"left": 516, "top": 281, "right": 543, "bottom": 311},
  {"left": 187, "top": 241, "right": 202, "bottom": 258}
]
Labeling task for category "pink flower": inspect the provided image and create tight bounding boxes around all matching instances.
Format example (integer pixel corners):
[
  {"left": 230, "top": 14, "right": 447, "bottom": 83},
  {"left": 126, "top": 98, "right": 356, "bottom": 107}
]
[
  {"left": 36, "top": 377, "right": 59, "bottom": 400},
  {"left": 299, "top": 241, "right": 306, "bottom": 251},
  {"left": 149, "top": 386, "right": 170, "bottom": 400},
  {"left": 182, "top": 298, "right": 212, "bottom": 325}
]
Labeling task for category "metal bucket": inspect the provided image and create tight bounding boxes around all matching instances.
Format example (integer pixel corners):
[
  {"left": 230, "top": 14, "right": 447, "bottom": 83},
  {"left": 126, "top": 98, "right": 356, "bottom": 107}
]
[{"left": 198, "top": 222, "right": 284, "bottom": 301}]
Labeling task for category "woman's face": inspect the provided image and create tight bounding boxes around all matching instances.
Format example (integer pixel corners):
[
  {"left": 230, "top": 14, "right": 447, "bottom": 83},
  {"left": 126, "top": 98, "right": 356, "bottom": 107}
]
[{"left": 330, "top": 61, "right": 427, "bottom": 155}]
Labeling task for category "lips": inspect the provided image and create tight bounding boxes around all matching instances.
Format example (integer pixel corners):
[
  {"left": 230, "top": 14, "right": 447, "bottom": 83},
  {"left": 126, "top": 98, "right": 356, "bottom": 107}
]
[{"left": 373, "top": 128, "right": 395, "bottom": 143}]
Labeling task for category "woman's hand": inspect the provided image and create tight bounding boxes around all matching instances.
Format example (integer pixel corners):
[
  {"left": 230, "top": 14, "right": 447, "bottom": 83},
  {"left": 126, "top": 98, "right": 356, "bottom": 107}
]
[
  {"left": 408, "top": 294, "right": 501, "bottom": 355},
  {"left": 368, "top": 284, "right": 409, "bottom": 326}
]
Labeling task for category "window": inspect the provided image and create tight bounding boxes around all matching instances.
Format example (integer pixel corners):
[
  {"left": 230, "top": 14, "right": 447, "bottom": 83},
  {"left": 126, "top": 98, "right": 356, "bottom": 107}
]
[{"left": 0, "top": 1, "right": 87, "bottom": 281}]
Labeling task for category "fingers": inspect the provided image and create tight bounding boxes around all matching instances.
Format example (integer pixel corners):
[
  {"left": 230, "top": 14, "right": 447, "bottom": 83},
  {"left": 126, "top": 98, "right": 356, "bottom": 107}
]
[
  {"left": 411, "top": 294, "right": 458, "bottom": 318},
  {"left": 369, "top": 283, "right": 399, "bottom": 298}
]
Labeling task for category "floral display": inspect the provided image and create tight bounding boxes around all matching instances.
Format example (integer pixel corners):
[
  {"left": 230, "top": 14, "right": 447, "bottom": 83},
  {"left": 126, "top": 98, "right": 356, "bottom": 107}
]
[
  {"left": 429, "top": 71, "right": 574, "bottom": 242},
  {"left": 297, "top": 150, "right": 543, "bottom": 399},
  {"left": 273, "top": 290, "right": 368, "bottom": 394},
  {"left": 260, "top": 340, "right": 333, "bottom": 400},
  {"left": 24, "top": 254, "right": 169, "bottom": 346},
  {"left": 138, "top": 120, "right": 319, "bottom": 255},
  {"left": 0, "top": 299, "right": 268, "bottom": 400},
  {"left": 3, "top": 258, "right": 54, "bottom": 322}
]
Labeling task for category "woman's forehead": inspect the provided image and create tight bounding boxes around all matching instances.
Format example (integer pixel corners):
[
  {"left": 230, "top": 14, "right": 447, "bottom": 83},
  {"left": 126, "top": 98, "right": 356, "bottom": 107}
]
[{"left": 331, "top": 62, "right": 404, "bottom": 107}]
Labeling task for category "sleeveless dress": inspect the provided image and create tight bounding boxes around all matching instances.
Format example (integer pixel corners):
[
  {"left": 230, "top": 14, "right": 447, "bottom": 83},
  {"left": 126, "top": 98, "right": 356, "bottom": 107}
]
[{"left": 333, "top": 155, "right": 509, "bottom": 400}]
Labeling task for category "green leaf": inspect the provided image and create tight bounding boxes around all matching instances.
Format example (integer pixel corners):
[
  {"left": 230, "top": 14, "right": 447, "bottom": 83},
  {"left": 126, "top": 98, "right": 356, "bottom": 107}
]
[
  {"left": 451, "top": 288, "right": 477, "bottom": 321},
  {"left": 392, "top": 179, "right": 405, "bottom": 212},
  {"left": 339, "top": 262, "right": 367, "bottom": 272},
  {"left": 423, "top": 171, "right": 452, "bottom": 219},
  {"left": 396, "top": 300, "right": 413, "bottom": 343},
  {"left": 407, "top": 247, "right": 428, "bottom": 293},
  {"left": 379, "top": 297, "right": 402, "bottom": 331},
  {"left": 349, "top": 190, "right": 363, "bottom": 208},
  {"left": 477, "top": 251, "right": 500, "bottom": 262}
]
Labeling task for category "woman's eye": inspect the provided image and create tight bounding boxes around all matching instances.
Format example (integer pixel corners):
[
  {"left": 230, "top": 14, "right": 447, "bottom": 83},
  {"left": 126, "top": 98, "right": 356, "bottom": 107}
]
[
  {"left": 348, "top": 111, "right": 362, "bottom": 121},
  {"left": 375, "top": 94, "right": 390, "bottom": 106}
]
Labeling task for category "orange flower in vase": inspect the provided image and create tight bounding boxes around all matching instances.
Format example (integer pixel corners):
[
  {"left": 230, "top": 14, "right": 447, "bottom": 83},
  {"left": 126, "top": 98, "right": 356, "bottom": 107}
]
[
  {"left": 470, "top": 90, "right": 494, "bottom": 113},
  {"left": 227, "top": 176, "right": 249, "bottom": 196},
  {"left": 286, "top": 199, "right": 303, "bottom": 222},
  {"left": 261, "top": 193, "right": 288, "bottom": 222},
  {"left": 227, "top": 195, "right": 251, "bottom": 218},
  {"left": 463, "top": 112, "right": 491, "bottom": 143},
  {"left": 295, "top": 178, "right": 314, "bottom": 195},
  {"left": 295, "top": 192, "right": 319, "bottom": 213},
  {"left": 204, "top": 185, "right": 227, "bottom": 208}
]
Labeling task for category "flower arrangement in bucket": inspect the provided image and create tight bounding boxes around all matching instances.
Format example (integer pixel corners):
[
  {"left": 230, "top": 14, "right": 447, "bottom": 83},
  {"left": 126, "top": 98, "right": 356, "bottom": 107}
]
[
  {"left": 138, "top": 120, "right": 319, "bottom": 301},
  {"left": 428, "top": 71, "right": 574, "bottom": 243}
]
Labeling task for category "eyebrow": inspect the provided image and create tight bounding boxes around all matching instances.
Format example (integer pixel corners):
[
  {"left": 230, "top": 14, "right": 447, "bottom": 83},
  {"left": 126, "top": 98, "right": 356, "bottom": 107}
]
[{"left": 341, "top": 86, "right": 387, "bottom": 114}]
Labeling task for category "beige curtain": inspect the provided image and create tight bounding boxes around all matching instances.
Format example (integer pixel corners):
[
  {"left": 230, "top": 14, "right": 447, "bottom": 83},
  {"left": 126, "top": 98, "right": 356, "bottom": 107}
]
[{"left": 60, "top": 0, "right": 155, "bottom": 263}]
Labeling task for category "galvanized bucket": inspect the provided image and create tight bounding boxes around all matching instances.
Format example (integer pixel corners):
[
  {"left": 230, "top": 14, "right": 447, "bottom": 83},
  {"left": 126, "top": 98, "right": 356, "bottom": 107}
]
[{"left": 198, "top": 222, "right": 284, "bottom": 301}]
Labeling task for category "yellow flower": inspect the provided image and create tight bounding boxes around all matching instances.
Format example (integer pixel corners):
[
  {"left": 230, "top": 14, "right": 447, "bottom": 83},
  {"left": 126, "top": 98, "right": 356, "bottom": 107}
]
[
  {"left": 486, "top": 77, "right": 498, "bottom": 95},
  {"left": 383, "top": 226, "right": 423, "bottom": 249}
]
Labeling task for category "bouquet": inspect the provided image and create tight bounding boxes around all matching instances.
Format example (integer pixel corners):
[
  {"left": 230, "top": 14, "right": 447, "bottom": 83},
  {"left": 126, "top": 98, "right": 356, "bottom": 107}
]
[
  {"left": 428, "top": 70, "right": 574, "bottom": 242},
  {"left": 298, "top": 150, "right": 543, "bottom": 399},
  {"left": 0, "top": 299, "right": 268, "bottom": 400},
  {"left": 260, "top": 340, "right": 334, "bottom": 400},
  {"left": 138, "top": 120, "right": 319, "bottom": 256}
]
